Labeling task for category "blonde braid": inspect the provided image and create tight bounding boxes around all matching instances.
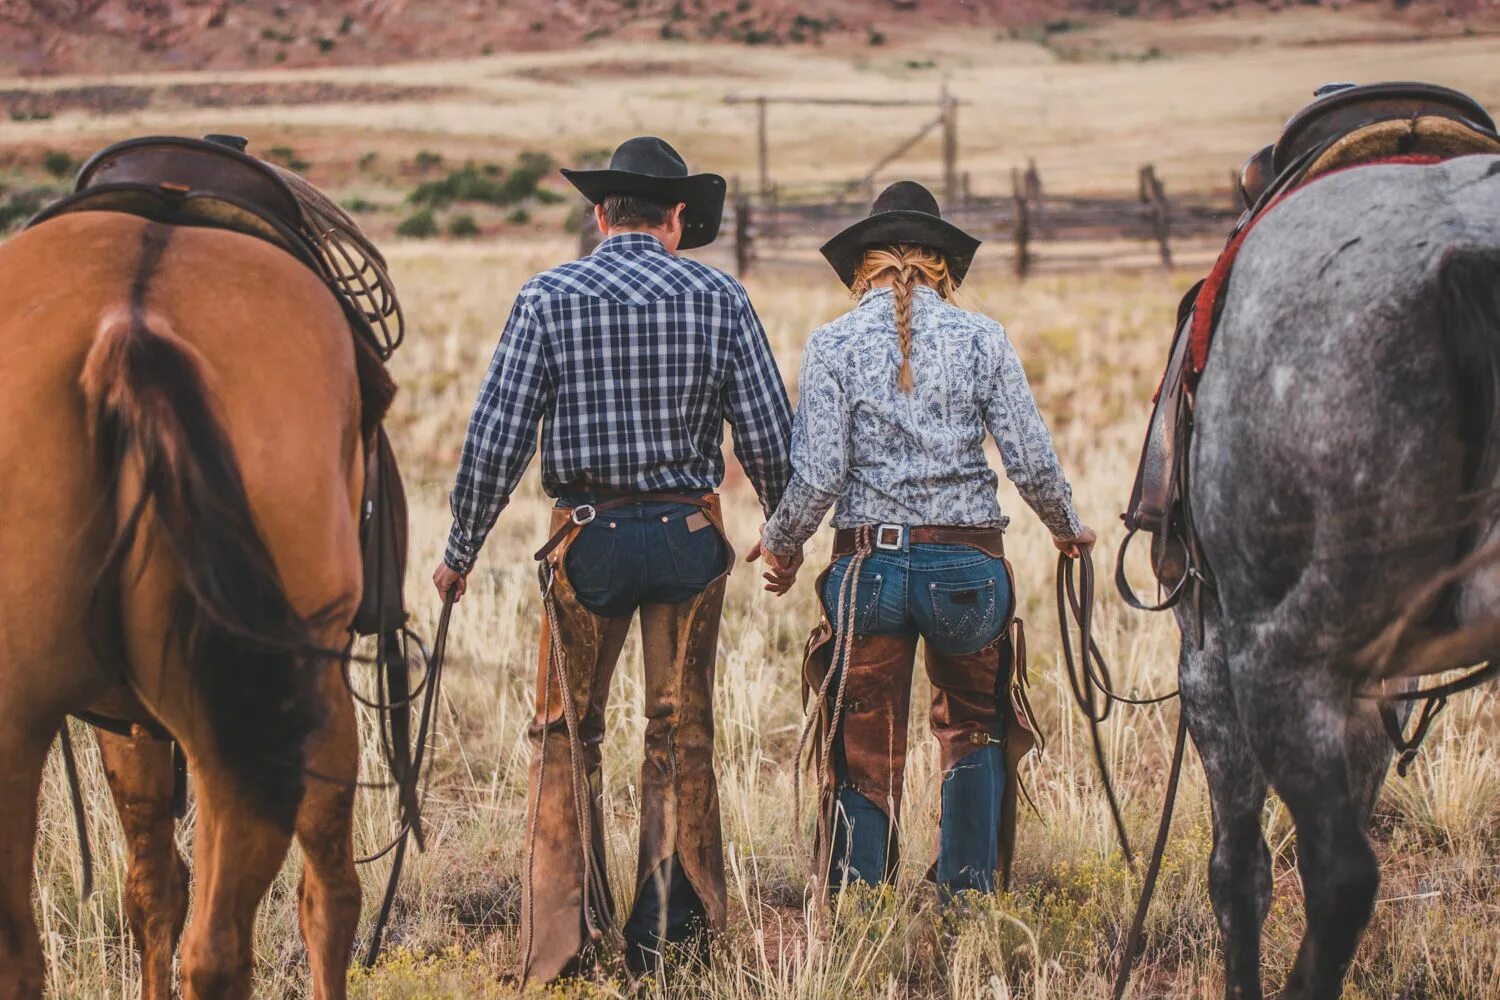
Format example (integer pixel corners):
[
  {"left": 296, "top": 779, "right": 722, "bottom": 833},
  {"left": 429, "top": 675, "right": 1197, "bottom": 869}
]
[
  {"left": 891, "top": 263, "right": 917, "bottom": 392},
  {"left": 850, "top": 243, "right": 955, "bottom": 394}
]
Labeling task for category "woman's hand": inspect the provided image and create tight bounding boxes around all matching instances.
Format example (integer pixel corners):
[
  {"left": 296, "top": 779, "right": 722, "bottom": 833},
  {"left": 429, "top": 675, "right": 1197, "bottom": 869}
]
[
  {"left": 747, "top": 529, "right": 803, "bottom": 595},
  {"left": 432, "top": 561, "right": 468, "bottom": 603},
  {"left": 1053, "top": 525, "right": 1098, "bottom": 559}
]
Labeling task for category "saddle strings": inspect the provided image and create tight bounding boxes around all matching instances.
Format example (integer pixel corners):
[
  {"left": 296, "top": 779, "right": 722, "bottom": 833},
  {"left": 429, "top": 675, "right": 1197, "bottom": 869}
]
[{"left": 271, "top": 165, "right": 406, "bottom": 358}]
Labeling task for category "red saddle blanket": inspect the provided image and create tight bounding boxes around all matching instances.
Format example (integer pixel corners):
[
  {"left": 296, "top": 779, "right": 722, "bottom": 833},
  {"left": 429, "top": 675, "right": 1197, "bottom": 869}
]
[{"left": 1188, "top": 152, "right": 1446, "bottom": 382}]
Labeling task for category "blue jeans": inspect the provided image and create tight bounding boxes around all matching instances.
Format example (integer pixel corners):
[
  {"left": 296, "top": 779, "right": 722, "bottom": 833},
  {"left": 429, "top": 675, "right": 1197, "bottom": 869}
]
[
  {"left": 822, "top": 541, "right": 1011, "bottom": 895},
  {"left": 560, "top": 496, "right": 727, "bottom": 619}
]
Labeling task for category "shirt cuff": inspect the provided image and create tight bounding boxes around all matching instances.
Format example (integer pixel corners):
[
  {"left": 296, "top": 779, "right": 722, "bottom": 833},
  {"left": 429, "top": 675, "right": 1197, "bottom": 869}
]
[
  {"left": 444, "top": 523, "right": 480, "bottom": 575},
  {"left": 1039, "top": 500, "right": 1085, "bottom": 540},
  {"left": 762, "top": 474, "right": 837, "bottom": 557}
]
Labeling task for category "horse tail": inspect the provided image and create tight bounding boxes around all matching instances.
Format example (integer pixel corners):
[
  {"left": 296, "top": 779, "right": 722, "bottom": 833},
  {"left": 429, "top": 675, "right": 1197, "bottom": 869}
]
[
  {"left": 1439, "top": 248, "right": 1500, "bottom": 492},
  {"left": 81, "top": 310, "right": 321, "bottom": 830},
  {"left": 1357, "top": 247, "right": 1500, "bottom": 680}
]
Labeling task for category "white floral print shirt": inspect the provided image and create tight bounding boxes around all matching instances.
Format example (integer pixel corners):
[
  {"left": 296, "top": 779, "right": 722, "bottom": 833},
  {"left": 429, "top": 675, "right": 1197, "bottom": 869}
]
[{"left": 761, "top": 285, "right": 1082, "bottom": 556}]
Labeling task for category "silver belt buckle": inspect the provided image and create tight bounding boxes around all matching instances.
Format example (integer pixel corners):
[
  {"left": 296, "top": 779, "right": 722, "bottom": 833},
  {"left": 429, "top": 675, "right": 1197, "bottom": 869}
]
[
  {"left": 571, "top": 504, "right": 597, "bottom": 526},
  {"left": 875, "top": 523, "right": 904, "bottom": 551}
]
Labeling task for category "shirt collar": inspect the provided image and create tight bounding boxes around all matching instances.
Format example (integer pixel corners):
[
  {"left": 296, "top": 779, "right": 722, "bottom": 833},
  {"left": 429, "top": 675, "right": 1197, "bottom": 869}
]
[
  {"left": 594, "top": 231, "right": 669, "bottom": 256},
  {"left": 859, "top": 284, "right": 941, "bottom": 306}
]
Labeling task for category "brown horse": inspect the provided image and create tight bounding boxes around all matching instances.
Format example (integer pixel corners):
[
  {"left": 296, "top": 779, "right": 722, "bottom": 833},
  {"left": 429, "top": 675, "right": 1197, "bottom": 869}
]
[{"left": 0, "top": 210, "right": 366, "bottom": 999}]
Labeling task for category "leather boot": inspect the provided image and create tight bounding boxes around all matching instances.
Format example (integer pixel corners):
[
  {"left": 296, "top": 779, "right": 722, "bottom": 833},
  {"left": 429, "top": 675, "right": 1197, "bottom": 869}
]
[
  {"left": 816, "top": 632, "right": 919, "bottom": 886},
  {"left": 629, "top": 573, "right": 729, "bottom": 971},
  {"left": 519, "top": 535, "right": 632, "bottom": 985}
]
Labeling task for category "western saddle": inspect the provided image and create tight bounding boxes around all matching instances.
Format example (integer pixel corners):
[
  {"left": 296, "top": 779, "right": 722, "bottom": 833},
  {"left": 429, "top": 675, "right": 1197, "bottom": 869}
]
[
  {"left": 29, "top": 134, "right": 409, "bottom": 637},
  {"left": 1122, "top": 82, "right": 1500, "bottom": 622}
]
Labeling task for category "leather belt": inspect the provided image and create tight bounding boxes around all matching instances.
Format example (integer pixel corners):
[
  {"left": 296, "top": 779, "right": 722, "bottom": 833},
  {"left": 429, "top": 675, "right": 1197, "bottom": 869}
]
[
  {"left": 832, "top": 524, "right": 1005, "bottom": 559},
  {"left": 535, "top": 490, "right": 714, "bottom": 562}
]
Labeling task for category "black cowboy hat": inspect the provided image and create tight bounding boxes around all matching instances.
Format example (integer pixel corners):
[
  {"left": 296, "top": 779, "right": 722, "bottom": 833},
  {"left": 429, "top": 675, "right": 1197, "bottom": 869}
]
[
  {"left": 820, "top": 180, "right": 981, "bottom": 287},
  {"left": 561, "top": 136, "right": 726, "bottom": 250}
]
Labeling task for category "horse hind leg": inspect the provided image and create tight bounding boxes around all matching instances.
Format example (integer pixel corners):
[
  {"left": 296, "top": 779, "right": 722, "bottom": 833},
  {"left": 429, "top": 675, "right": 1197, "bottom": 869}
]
[
  {"left": 0, "top": 723, "right": 54, "bottom": 1000},
  {"left": 1178, "top": 607, "right": 1273, "bottom": 1000},
  {"left": 294, "top": 651, "right": 362, "bottom": 1000},
  {"left": 1234, "top": 641, "right": 1379, "bottom": 1000},
  {"left": 96, "top": 726, "right": 188, "bottom": 1000}
]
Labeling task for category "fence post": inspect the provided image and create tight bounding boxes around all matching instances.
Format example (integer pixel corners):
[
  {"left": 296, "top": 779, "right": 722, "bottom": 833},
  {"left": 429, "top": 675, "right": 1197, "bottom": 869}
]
[
  {"left": 1024, "top": 158, "right": 1044, "bottom": 236},
  {"left": 1140, "top": 164, "right": 1172, "bottom": 269},
  {"left": 734, "top": 195, "right": 754, "bottom": 277},
  {"left": 1011, "top": 166, "right": 1031, "bottom": 279},
  {"left": 578, "top": 199, "right": 602, "bottom": 257},
  {"left": 767, "top": 184, "right": 780, "bottom": 241},
  {"left": 941, "top": 82, "right": 959, "bottom": 207}
]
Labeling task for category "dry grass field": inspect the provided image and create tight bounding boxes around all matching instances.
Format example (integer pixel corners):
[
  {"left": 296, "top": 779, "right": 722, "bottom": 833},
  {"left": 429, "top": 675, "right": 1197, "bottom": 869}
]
[{"left": 9, "top": 9, "right": 1500, "bottom": 999}]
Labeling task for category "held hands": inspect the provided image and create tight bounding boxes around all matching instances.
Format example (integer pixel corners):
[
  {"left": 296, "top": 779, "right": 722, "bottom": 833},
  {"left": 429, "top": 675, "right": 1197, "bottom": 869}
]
[
  {"left": 432, "top": 562, "right": 468, "bottom": 603},
  {"left": 1053, "top": 525, "right": 1098, "bottom": 560},
  {"left": 746, "top": 527, "right": 803, "bottom": 596}
]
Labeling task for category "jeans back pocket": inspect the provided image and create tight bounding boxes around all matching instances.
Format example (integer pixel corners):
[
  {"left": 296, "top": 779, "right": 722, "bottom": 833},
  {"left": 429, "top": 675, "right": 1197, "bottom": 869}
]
[
  {"left": 925, "top": 578, "right": 999, "bottom": 651},
  {"left": 663, "top": 512, "right": 727, "bottom": 589},
  {"left": 822, "top": 562, "right": 888, "bottom": 634},
  {"left": 564, "top": 522, "right": 617, "bottom": 599}
]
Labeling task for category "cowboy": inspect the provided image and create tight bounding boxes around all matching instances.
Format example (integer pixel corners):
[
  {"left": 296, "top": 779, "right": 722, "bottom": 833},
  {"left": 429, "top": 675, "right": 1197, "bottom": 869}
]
[{"left": 433, "top": 136, "right": 793, "bottom": 983}]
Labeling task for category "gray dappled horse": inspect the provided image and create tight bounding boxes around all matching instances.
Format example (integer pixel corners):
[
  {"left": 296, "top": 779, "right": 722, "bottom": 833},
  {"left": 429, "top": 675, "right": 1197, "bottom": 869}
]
[{"left": 1178, "top": 153, "right": 1500, "bottom": 999}]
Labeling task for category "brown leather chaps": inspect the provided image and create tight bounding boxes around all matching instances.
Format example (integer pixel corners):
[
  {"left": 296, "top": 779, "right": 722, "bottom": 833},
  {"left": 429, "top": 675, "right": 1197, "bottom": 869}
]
[
  {"left": 519, "top": 502, "right": 730, "bottom": 984},
  {"left": 802, "top": 562, "right": 1038, "bottom": 892}
]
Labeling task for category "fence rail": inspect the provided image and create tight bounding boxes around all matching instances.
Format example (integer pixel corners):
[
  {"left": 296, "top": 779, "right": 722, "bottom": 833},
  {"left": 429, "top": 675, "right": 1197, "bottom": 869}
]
[{"left": 726, "top": 163, "right": 1243, "bottom": 277}]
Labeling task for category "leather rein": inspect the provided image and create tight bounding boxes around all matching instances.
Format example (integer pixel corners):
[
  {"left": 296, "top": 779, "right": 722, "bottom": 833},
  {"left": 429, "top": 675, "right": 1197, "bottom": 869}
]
[{"left": 1055, "top": 546, "right": 1185, "bottom": 1000}]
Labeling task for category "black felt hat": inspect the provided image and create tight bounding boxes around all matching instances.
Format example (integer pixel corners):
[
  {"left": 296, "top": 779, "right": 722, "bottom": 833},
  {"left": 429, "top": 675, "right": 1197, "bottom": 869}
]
[
  {"left": 820, "top": 181, "right": 981, "bottom": 287},
  {"left": 561, "top": 136, "right": 726, "bottom": 250}
]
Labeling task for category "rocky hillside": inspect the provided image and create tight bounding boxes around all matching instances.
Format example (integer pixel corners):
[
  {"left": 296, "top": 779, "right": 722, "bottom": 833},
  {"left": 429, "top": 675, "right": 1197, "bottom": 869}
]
[{"left": 1, "top": 0, "right": 1494, "bottom": 76}]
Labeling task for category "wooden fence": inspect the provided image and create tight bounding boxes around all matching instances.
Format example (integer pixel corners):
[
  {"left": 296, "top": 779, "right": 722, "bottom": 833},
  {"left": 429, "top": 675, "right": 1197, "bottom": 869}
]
[{"left": 725, "top": 163, "right": 1243, "bottom": 278}]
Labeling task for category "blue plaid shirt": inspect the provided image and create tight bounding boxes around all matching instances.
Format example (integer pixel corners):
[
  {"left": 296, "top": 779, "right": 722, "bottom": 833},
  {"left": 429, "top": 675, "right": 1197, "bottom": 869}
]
[{"left": 444, "top": 232, "right": 792, "bottom": 573}]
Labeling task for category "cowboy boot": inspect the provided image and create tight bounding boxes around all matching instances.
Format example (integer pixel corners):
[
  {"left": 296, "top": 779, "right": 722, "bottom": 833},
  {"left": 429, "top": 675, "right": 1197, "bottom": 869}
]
[
  {"left": 819, "top": 632, "right": 919, "bottom": 888},
  {"left": 627, "top": 574, "right": 728, "bottom": 978},
  {"left": 518, "top": 563, "right": 631, "bottom": 985}
]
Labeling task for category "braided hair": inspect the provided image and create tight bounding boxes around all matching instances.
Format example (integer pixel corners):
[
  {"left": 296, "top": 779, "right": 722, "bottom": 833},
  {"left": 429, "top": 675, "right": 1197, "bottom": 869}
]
[{"left": 850, "top": 244, "right": 957, "bottom": 393}]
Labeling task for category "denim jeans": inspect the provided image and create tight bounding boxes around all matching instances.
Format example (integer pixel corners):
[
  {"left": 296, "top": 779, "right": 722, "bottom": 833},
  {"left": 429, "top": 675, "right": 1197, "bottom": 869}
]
[
  {"left": 822, "top": 541, "right": 1011, "bottom": 895},
  {"left": 557, "top": 493, "right": 726, "bottom": 972},
  {"left": 560, "top": 495, "right": 728, "bottom": 619}
]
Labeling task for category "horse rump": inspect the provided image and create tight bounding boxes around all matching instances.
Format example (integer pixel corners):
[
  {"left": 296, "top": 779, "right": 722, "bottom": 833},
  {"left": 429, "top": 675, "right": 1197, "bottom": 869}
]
[{"left": 81, "top": 310, "right": 326, "bottom": 831}]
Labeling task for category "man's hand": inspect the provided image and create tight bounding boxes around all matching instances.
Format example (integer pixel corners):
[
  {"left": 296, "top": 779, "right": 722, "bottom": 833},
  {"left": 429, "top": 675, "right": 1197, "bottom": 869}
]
[
  {"left": 432, "top": 562, "right": 468, "bottom": 603},
  {"left": 746, "top": 530, "right": 803, "bottom": 596},
  {"left": 1053, "top": 525, "right": 1099, "bottom": 559}
]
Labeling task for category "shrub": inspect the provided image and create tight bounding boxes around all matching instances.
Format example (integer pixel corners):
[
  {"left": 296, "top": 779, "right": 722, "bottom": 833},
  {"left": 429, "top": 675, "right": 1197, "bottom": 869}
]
[
  {"left": 408, "top": 153, "right": 558, "bottom": 210},
  {"left": 396, "top": 208, "right": 438, "bottom": 238},
  {"left": 414, "top": 150, "right": 444, "bottom": 171},
  {"left": 0, "top": 188, "right": 46, "bottom": 232},
  {"left": 266, "top": 145, "right": 310, "bottom": 171},
  {"left": 42, "top": 151, "right": 74, "bottom": 179},
  {"left": 447, "top": 213, "right": 480, "bottom": 237},
  {"left": 506, "top": 208, "right": 531, "bottom": 225}
]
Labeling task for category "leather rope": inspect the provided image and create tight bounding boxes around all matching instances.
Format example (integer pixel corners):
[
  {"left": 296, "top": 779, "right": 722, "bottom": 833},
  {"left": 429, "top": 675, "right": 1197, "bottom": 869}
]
[
  {"left": 795, "top": 525, "right": 872, "bottom": 884},
  {"left": 522, "top": 521, "right": 630, "bottom": 968},
  {"left": 1057, "top": 546, "right": 1184, "bottom": 1000},
  {"left": 1110, "top": 711, "right": 1188, "bottom": 1000},
  {"left": 361, "top": 589, "right": 454, "bottom": 968}
]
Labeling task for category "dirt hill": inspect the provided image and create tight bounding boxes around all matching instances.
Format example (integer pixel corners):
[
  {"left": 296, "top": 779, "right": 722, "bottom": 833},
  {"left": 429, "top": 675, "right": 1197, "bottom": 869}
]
[{"left": 2, "top": 0, "right": 1494, "bottom": 76}]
